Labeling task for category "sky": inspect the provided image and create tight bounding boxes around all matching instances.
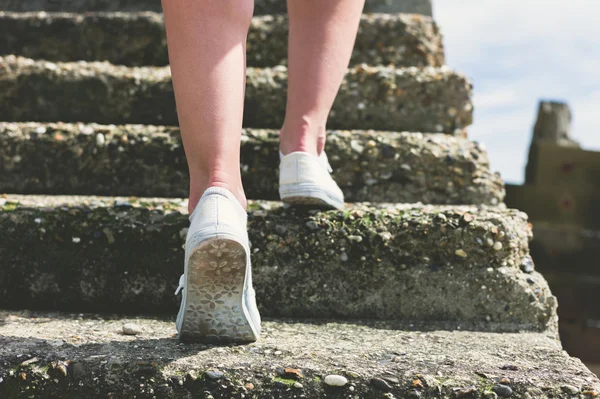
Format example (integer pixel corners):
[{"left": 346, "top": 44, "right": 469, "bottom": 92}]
[{"left": 433, "top": 0, "right": 600, "bottom": 184}]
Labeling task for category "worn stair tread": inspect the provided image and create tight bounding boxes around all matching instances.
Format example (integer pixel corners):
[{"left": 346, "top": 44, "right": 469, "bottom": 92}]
[
  {"left": 0, "top": 0, "right": 433, "bottom": 15},
  {"left": 0, "top": 12, "right": 444, "bottom": 68},
  {"left": 0, "top": 310, "right": 598, "bottom": 399},
  {"left": 0, "top": 122, "right": 504, "bottom": 205},
  {"left": 0, "top": 55, "right": 473, "bottom": 133},
  {"left": 0, "top": 195, "right": 555, "bottom": 330}
]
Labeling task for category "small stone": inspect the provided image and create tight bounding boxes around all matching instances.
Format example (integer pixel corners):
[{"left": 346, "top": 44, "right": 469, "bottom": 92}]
[
  {"left": 72, "top": 237, "right": 81, "bottom": 243},
  {"left": 324, "top": 375, "right": 348, "bottom": 387},
  {"left": 293, "top": 382, "right": 303, "bottom": 389},
  {"left": 435, "top": 213, "right": 447, "bottom": 223},
  {"left": 382, "top": 376, "right": 399, "bottom": 384},
  {"left": 245, "top": 383, "right": 254, "bottom": 390},
  {"left": 455, "top": 386, "right": 477, "bottom": 398},
  {"left": 408, "top": 390, "right": 421, "bottom": 398},
  {"left": 561, "top": 385, "right": 579, "bottom": 395},
  {"left": 340, "top": 252, "right": 348, "bottom": 262},
  {"left": 274, "top": 381, "right": 287, "bottom": 389},
  {"left": 461, "top": 213, "right": 475, "bottom": 224},
  {"left": 275, "top": 225, "right": 287, "bottom": 235},
  {"left": 348, "top": 235, "right": 363, "bottom": 243},
  {"left": 486, "top": 238, "right": 494, "bottom": 247},
  {"left": 526, "top": 277, "right": 536, "bottom": 285},
  {"left": 80, "top": 125, "right": 94, "bottom": 135},
  {"left": 583, "top": 390, "right": 598, "bottom": 397},
  {"left": 284, "top": 368, "right": 303, "bottom": 380},
  {"left": 95, "top": 133, "right": 106, "bottom": 147},
  {"left": 500, "top": 364, "right": 518, "bottom": 371},
  {"left": 54, "top": 363, "right": 68, "bottom": 377},
  {"left": 493, "top": 242, "right": 503, "bottom": 251},
  {"left": 371, "top": 377, "right": 392, "bottom": 392},
  {"left": 455, "top": 249, "right": 467, "bottom": 258},
  {"left": 206, "top": 370, "right": 224, "bottom": 380},
  {"left": 520, "top": 255, "right": 535, "bottom": 273},
  {"left": 483, "top": 392, "right": 498, "bottom": 399},
  {"left": 492, "top": 384, "right": 513, "bottom": 397},
  {"left": 122, "top": 323, "right": 142, "bottom": 335},
  {"left": 306, "top": 221, "right": 319, "bottom": 231}
]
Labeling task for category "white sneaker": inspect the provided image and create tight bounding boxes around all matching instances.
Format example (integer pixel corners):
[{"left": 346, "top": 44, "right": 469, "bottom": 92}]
[
  {"left": 175, "top": 187, "right": 261, "bottom": 343},
  {"left": 279, "top": 151, "right": 345, "bottom": 210}
]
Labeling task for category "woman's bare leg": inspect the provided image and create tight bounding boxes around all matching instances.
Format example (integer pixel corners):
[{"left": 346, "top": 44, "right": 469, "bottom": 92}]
[
  {"left": 162, "top": 0, "right": 254, "bottom": 212},
  {"left": 279, "top": 0, "right": 365, "bottom": 156}
]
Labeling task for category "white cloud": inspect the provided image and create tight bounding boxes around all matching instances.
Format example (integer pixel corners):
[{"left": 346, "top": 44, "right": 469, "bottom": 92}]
[{"left": 433, "top": 0, "right": 600, "bottom": 183}]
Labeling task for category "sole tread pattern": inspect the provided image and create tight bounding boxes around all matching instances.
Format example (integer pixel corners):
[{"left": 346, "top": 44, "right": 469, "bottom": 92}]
[{"left": 179, "top": 239, "right": 256, "bottom": 344}]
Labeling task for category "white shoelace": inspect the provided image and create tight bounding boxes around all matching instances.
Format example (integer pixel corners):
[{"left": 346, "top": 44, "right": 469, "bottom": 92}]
[{"left": 174, "top": 274, "right": 185, "bottom": 295}]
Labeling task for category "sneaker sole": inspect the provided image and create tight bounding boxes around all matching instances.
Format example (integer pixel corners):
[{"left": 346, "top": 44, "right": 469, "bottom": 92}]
[
  {"left": 178, "top": 238, "right": 257, "bottom": 344},
  {"left": 280, "top": 185, "right": 344, "bottom": 210}
]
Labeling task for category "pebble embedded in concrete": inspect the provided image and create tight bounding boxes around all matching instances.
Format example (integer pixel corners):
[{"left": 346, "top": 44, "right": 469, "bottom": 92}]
[
  {"left": 455, "top": 249, "right": 467, "bottom": 258},
  {"left": 493, "top": 242, "right": 503, "bottom": 251},
  {"left": 324, "top": 375, "right": 348, "bottom": 387},
  {"left": 561, "top": 384, "right": 579, "bottom": 395},
  {"left": 205, "top": 370, "right": 224, "bottom": 380},
  {"left": 492, "top": 384, "right": 513, "bottom": 397},
  {"left": 122, "top": 323, "right": 142, "bottom": 335},
  {"left": 371, "top": 377, "right": 392, "bottom": 391}
]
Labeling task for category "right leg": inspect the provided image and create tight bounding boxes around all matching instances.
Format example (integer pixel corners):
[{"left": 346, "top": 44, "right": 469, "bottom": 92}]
[
  {"left": 163, "top": 0, "right": 261, "bottom": 343},
  {"left": 162, "top": 0, "right": 253, "bottom": 213}
]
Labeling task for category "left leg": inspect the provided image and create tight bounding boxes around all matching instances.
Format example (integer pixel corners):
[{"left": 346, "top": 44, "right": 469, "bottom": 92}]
[{"left": 279, "top": 0, "right": 365, "bottom": 156}]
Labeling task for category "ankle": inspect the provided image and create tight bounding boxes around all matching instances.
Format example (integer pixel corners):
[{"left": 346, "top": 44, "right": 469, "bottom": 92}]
[
  {"left": 188, "top": 173, "right": 247, "bottom": 213},
  {"left": 279, "top": 118, "right": 326, "bottom": 156}
]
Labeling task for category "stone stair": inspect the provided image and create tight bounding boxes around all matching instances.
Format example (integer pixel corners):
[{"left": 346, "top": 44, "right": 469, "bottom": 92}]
[
  {"left": 0, "top": 12, "right": 444, "bottom": 67},
  {"left": 0, "top": 56, "right": 471, "bottom": 132},
  {"left": 0, "top": 122, "right": 503, "bottom": 203},
  {"left": 0, "top": 1, "right": 598, "bottom": 398}
]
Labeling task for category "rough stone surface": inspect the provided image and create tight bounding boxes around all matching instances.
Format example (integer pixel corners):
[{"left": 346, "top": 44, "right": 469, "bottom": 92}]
[
  {"left": 0, "top": 195, "right": 556, "bottom": 330},
  {"left": 0, "top": 311, "right": 597, "bottom": 399},
  {"left": 0, "top": 56, "right": 473, "bottom": 133},
  {"left": 0, "top": 0, "right": 434, "bottom": 15},
  {"left": 0, "top": 122, "right": 504, "bottom": 205},
  {"left": 0, "top": 12, "right": 444, "bottom": 68}
]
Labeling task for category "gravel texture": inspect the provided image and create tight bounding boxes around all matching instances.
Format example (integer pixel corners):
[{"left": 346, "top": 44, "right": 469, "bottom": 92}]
[
  {"left": 0, "top": 310, "right": 597, "bottom": 399},
  {"left": 0, "top": 122, "right": 504, "bottom": 205},
  {"left": 0, "top": 195, "right": 555, "bottom": 330},
  {"left": 0, "top": 0, "right": 434, "bottom": 15},
  {"left": 0, "top": 55, "right": 473, "bottom": 132},
  {"left": 0, "top": 12, "right": 444, "bottom": 68}
]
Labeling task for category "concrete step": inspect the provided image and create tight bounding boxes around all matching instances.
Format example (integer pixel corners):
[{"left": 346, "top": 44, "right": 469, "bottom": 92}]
[
  {"left": 0, "top": 195, "right": 555, "bottom": 331},
  {"left": 1, "top": 310, "right": 598, "bottom": 399},
  {"left": 0, "top": 56, "right": 473, "bottom": 133},
  {"left": 0, "top": 12, "right": 444, "bottom": 68},
  {"left": 0, "top": 0, "right": 433, "bottom": 15},
  {"left": 0, "top": 122, "right": 504, "bottom": 205}
]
